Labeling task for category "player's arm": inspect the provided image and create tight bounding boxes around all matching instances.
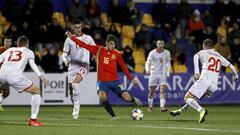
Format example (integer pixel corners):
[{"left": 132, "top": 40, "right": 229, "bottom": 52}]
[
  {"left": 62, "top": 38, "right": 71, "bottom": 66},
  {"left": 29, "top": 59, "right": 49, "bottom": 84},
  {"left": 221, "top": 56, "right": 239, "bottom": 81},
  {"left": 166, "top": 51, "right": 171, "bottom": 77},
  {"left": 69, "top": 34, "right": 100, "bottom": 55},
  {"left": 117, "top": 53, "right": 134, "bottom": 81},
  {"left": 193, "top": 53, "right": 200, "bottom": 80},
  {"left": 145, "top": 52, "right": 152, "bottom": 74}
]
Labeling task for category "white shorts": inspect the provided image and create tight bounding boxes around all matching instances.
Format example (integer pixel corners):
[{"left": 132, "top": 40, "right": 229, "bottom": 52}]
[
  {"left": 67, "top": 65, "right": 88, "bottom": 83},
  {"left": 188, "top": 79, "right": 217, "bottom": 99},
  {"left": 148, "top": 74, "right": 167, "bottom": 87},
  {"left": 0, "top": 75, "right": 33, "bottom": 93}
]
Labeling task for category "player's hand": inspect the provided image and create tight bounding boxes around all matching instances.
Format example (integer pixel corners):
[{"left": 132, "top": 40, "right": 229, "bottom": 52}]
[
  {"left": 194, "top": 73, "right": 200, "bottom": 80},
  {"left": 65, "top": 31, "right": 72, "bottom": 38},
  {"left": 234, "top": 75, "right": 239, "bottom": 81},
  {"left": 39, "top": 75, "right": 49, "bottom": 85},
  {"left": 64, "top": 60, "right": 70, "bottom": 67},
  {"left": 132, "top": 79, "right": 139, "bottom": 85}
]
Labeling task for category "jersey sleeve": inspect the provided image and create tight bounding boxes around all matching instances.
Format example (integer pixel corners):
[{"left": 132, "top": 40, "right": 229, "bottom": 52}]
[
  {"left": 193, "top": 53, "right": 200, "bottom": 74},
  {"left": 117, "top": 52, "right": 134, "bottom": 81},
  {"left": 145, "top": 51, "right": 153, "bottom": 73},
  {"left": 166, "top": 51, "right": 171, "bottom": 76},
  {"left": 71, "top": 35, "right": 100, "bottom": 55},
  {"left": 28, "top": 50, "right": 35, "bottom": 60},
  {"left": 87, "top": 36, "right": 96, "bottom": 45},
  {"left": 63, "top": 38, "right": 70, "bottom": 53},
  {"left": 220, "top": 55, "right": 231, "bottom": 67}
]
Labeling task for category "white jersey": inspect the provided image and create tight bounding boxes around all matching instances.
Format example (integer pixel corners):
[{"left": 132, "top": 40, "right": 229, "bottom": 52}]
[
  {"left": 63, "top": 34, "right": 95, "bottom": 64},
  {"left": 194, "top": 49, "right": 230, "bottom": 84},
  {"left": 145, "top": 49, "right": 171, "bottom": 75},
  {"left": 0, "top": 47, "right": 35, "bottom": 76}
]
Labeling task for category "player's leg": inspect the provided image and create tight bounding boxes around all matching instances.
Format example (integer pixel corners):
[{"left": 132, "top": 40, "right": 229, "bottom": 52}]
[
  {"left": 0, "top": 90, "right": 3, "bottom": 111},
  {"left": 169, "top": 104, "right": 189, "bottom": 116},
  {"left": 10, "top": 75, "right": 44, "bottom": 126},
  {"left": 184, "top": 92, "right": 208, "bottom": 123},
  {"left": 184, "top": 80, "right": 210, "bottom": 123},
  {"left": 148, "top": 75, "right": 158, "bottom": 112},
  {"left": 148, "top": 86, "right": 156, "bottom": 112},
  {"left": 97, "top": 81, "right": 118, "bottom": 120},
  {"left": 112, "top": 80, "right": 142, "bottom": 106},
  {"left": 25, "top": 84, "right": 44, "bottom": 126},
  {"left": 159, "top": 84, "right": 167, "bottom": 112},
  {"left": 121, "top": 92, "right": 142, "bottom": 106},
  {"left": 98, "top": 90, "right": 118, "bottom": 120},
  {"left": 71, "top": 73, "right": 83, "bottom": 119},
  {"left": 0, "top": 84, "right": 10, "bottom": 112}
]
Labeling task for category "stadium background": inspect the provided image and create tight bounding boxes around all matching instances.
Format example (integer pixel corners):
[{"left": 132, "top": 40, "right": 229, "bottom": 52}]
[{"left": 0, "top": 0, "right": 240, "bottom": 105}]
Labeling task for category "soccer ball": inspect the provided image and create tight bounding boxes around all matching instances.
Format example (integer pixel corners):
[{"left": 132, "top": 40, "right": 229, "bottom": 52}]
[{"left": 131, "top": 108, "right": 144, "bottom": 120}]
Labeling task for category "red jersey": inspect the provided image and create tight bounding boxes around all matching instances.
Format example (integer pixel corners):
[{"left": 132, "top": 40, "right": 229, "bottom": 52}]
[{"left": 71, "top": 36, "right": 134, "bottom": 82}]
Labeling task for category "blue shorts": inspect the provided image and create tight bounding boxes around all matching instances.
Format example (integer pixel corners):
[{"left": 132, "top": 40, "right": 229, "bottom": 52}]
[{"left": 96, "top": 80, "right": 127, "bottom": 96}]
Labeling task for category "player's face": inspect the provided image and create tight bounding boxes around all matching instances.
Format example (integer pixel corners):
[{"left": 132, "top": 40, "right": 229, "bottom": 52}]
[
  {"left": 106, "top": 41, "right": 116, "bottom": 51},
  {"left": 156, "top": 40, "right": 164, "bottom": 51},
  {"left": 72, "top": 23, "right": 82, "bottom": 35},
  {"left": 4, "top": 39, "right": 12, "bottom": 48}
]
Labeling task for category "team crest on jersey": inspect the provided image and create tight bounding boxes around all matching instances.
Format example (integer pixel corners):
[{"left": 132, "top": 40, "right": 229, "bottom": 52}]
[{"left": 112, "top": 54, "right": 116, "bottom": 59}]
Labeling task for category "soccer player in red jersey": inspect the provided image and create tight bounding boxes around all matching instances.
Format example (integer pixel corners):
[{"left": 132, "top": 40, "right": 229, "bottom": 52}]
[
  {"left": 0, "top": 36, "right": 12, "bottom": 111},
  {"left": 66, "top": 32, "right": 142, "bottom": 120}
]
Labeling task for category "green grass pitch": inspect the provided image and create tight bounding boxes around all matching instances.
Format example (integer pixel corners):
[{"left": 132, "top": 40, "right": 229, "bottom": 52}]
[{"left": 0, "top": 106, "right": 240, "bottom": 135}]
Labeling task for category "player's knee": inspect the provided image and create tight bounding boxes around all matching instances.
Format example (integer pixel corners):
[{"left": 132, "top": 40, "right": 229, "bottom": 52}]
[
  {"left": 184, "top": 92, "right": 192, "bottom": 102},
  {"left": 98, "top": 91, "right": 107, "bottom": 100},
  {"left": 123, "top": 96, "right": 132, "bottom": 102},
  {"left": 121, "top": 93, "right": 132, "bottom": 101},
  {"left": 26, "top": 85, "right": 40, "bottom": 95},
  {"left": 73, "top": 74, "right": 83, "bottom": 83}
]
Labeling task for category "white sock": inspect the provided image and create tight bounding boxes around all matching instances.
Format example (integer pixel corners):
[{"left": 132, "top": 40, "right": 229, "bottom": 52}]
[
  {"left": 180, "top": 104, "right": 189, "bottom": 112},
  {"left": 148, "top": 98, "right": 153, "bottom": 107},
  {"left": 0, "top": 93, "right": 3, "bottom": 104},
  {"left": 160, "top": 99, "right": 166, "bottom": 108},
  {"left": 31, "top": 95, "right": 41, "bottom": 119},
  {"left": 72, "top": 83, "right": 80, "bottom": 109},
  {"left": 186, "top": 98, "right": 203, "bottom": 112}
]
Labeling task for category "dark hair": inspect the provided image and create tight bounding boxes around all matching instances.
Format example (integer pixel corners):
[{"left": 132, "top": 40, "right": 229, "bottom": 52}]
[
  {"left": 17, "top": 35, "right": 29, "bottom": 47},
  {"left": 106, "top": 34, "right": 117, "bottom": 44},
  {"left": 203, "top": 38, "right": 214, "bottom": 48},
  {"left": 3, "top": 36, "right": 12, "bottom": 44},
  {"left": 4, "top": 36, "right": 12, "bottom": 40},
  {"left": 72, "top": 19, "right": 83, "bottom": 25}
]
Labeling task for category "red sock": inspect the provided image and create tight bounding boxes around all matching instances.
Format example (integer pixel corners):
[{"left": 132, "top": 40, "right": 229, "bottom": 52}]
[{"left": 30, "top": 119, "right": 37, "bottom": 121}]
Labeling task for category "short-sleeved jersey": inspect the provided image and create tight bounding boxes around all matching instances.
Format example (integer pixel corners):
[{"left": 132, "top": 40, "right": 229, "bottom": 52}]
[
  {"left": 145, "top": 49, "right": 171, "bottom": 75},
  {"left": 196, "top": 49, "right": 230, "bottom": 84},
  {"left": 0, "top": 47, "right": 34, "bottom": 76},
  {"left": 63, "top": 34, "right": 95, "bottom": 64}
]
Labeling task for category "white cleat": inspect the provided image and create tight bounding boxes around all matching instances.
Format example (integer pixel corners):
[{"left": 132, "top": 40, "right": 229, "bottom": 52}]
[{"left": 72, "top": 107, "right": 79, "bottom": 119}]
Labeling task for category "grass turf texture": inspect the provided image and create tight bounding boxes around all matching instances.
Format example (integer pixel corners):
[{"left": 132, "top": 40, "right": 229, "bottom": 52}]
[{"left": 0, "top": 106, "right": 240, "bottom": 135}]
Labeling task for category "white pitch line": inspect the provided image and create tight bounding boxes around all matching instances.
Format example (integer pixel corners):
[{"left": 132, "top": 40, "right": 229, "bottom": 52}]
[{"left": 1, "top": 121, "right": 240, "bottom": 133}]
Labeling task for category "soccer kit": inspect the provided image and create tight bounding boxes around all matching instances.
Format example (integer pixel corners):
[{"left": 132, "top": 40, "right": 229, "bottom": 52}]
[
  {"left": 0, "top": 47, "right": 42, "bottom": 92},
  {"left": 70, "top": 36, "right": 133, "bottom": 95},
  {"left": 189, "top": 49, "right": 231, "bottom": 99},
  {"left": 63, "top": 34, "right": 95, "bottom": 83},
  {"left": 145, "top": 49, "right": 171, "bottom": 86}
]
